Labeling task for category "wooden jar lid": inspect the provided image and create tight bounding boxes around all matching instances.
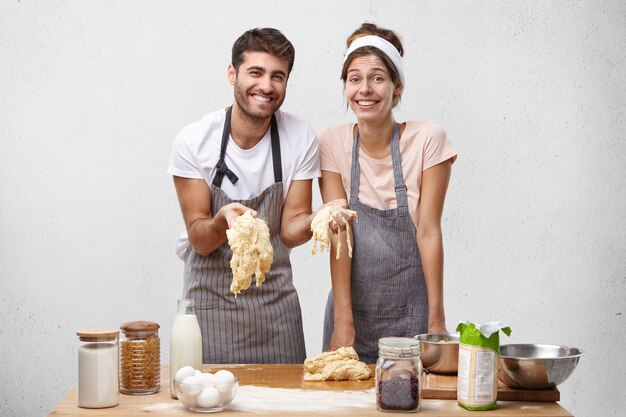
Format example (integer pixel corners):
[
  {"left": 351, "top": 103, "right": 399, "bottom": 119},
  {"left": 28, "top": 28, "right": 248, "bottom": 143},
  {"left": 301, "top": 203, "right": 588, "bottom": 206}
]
[
  {"left": 120, "top": 320, "right": 160, "bottom": 335},
  {"left": 76, "top": 328, "right": 119, "bottom": 341}
]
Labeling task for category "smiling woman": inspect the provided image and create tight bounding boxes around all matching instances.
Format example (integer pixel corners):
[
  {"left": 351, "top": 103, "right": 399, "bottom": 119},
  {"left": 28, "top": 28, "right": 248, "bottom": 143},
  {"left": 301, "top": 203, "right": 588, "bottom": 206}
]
[
  {"left": 343, "top": 54, "right": 402, "bottom": 130},
  {"left": 318, "top": 22, "right": 458, "bottom": 364}
]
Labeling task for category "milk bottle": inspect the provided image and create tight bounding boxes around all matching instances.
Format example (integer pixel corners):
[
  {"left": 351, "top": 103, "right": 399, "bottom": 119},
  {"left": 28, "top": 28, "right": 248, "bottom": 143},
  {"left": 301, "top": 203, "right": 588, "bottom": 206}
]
[{"left": 170, "top": 298, "right": 202, "bottom": 398}]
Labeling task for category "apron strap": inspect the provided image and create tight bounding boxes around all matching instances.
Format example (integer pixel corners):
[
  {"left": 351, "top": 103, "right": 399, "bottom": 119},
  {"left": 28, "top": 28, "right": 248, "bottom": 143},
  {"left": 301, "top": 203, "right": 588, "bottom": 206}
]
[
  {"left": 349, "top": 123, "right": 409, "bottom": 208},
  {"left": 213, "top": 106, "right": 239, "bottom": 187},
  {"left": 389, "top": 123, "right": 409, "bottom": 208},
  {"left": 213, "top": 106, "right": 282, "bottom": 187},
  {"left": 349, "top": 128, "right": 361, "bottom": 206},
  {"left": 270, "top": 115, "right": 282, "bottom": 183}
]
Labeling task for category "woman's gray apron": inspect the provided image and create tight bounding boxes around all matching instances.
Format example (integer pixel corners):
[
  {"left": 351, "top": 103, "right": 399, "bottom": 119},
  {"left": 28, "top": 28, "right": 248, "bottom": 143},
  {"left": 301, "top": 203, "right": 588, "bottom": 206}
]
[
  {"left": 322, "top": 123, "right": 428, "bottom": 363},
  {"left": 183, "top": 107, "right": 306, "bottom": 364}
]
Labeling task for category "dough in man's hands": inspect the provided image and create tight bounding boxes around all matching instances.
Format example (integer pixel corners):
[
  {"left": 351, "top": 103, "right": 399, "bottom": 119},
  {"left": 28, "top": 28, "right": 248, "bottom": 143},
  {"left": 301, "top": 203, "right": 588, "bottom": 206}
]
[
  {"left": 303, "top": 346, "right": 371, "bottom": 381},
  {"left": 226, "top": 210, "right": 273, "bottom": 296},
  {"left": 310, "top": 206, "right": 357, "bottom": 259}
]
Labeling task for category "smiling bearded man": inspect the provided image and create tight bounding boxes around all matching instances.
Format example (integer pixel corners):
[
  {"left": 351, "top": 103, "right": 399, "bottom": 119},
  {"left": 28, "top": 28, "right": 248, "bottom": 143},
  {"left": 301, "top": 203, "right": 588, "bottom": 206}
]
[{"left": 168, "top": 28, "right": 341, "bottom": 365}]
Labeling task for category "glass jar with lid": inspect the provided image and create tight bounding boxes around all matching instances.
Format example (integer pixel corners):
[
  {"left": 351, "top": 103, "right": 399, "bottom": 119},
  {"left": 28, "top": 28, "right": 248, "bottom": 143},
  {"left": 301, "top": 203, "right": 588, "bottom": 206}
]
[
  {"left": 76, "top": 328, "right": 119, "bottom": 408},
  {"left": 376, "top": 337, "right": 422, "bottom": 413},
  {"left": 119, "top": 321, "right": 161, "bottom": 395}
]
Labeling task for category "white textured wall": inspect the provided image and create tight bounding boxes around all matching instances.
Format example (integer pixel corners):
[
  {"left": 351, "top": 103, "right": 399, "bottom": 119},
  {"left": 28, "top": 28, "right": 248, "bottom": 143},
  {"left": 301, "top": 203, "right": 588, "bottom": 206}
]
[{"left": 1, "top": 1, "right": 624, "bottom": 416}]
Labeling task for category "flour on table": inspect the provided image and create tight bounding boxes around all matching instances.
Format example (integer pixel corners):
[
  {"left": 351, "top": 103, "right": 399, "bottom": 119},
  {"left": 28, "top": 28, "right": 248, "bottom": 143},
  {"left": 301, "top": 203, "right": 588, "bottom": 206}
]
[
  {"left": 226, "top": 210, "right": 273, "bottom": 296},
  {"left": 231, "top": 386, "right": 375, "bottom": 413},
  {"left": 310, "top": 206, "right": 357, "bottom": 259},
  {"left": 303, "top": 347, "right": 371, "bottom": 381}
]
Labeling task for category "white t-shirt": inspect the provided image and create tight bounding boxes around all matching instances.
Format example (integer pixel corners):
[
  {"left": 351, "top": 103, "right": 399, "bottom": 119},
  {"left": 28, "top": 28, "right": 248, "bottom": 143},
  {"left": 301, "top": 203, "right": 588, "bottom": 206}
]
[{"left": 168, "top": 108, "right": 320, "bottom": 257}]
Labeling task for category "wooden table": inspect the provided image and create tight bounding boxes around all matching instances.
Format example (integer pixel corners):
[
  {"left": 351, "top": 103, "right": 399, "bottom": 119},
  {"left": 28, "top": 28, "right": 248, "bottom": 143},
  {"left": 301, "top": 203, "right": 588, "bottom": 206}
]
[{"left": 46, "top": 364, "right": 573, "bottom": 416}]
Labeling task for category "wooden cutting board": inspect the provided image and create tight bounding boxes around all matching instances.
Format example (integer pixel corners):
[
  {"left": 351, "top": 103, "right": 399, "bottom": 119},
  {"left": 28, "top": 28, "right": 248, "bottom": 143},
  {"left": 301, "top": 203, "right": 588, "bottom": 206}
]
[
  {"left": 422, "top": 373, "right": 560, "bottom": 402},
  {"left": 208, "top": 364, "right": 559, "bottom": 402}
]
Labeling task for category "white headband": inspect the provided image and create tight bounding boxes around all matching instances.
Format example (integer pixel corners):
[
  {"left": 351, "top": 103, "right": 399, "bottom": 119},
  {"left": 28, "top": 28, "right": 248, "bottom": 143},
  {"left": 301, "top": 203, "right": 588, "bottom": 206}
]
[{"left": 344, "top": 35, "right": 405, "bottom": 86}]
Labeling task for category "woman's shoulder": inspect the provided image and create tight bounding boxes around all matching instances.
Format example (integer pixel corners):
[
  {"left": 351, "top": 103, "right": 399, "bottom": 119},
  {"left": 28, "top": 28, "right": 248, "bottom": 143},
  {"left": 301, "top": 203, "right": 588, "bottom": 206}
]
[
  {"left": 318, "top": 123, "right": 355, "bottom": 144},
  {"left": 403, "top": 120, "right": 447, "bottom": 138},
  {"left": 403, "top": 120, "right": 457, "bottom": 165}
]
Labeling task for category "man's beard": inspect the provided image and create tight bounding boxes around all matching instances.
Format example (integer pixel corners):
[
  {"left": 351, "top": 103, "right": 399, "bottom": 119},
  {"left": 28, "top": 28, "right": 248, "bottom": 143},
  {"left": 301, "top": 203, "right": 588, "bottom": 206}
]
[{"left": 233, "top": 81, "right": 283, "bottom": 125}]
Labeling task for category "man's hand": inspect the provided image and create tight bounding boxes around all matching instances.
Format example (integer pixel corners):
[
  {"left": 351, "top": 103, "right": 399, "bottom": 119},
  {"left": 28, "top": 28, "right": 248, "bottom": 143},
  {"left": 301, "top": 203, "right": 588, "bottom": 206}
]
[{"left": 217, "top": 203, "right": 257, "bottom": 228}]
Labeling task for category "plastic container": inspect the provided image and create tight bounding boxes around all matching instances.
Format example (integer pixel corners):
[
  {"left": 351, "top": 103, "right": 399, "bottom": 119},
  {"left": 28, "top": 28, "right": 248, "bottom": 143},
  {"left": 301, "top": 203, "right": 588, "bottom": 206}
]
[
  {"left": 119, "top": 320, "right": 161, "bottom": 395},
  {"left": 76, "top": 328, "right": 119, "bottom": 408},
  {"left": 376, "top": 337, "right": 422, "bottom": 413}
]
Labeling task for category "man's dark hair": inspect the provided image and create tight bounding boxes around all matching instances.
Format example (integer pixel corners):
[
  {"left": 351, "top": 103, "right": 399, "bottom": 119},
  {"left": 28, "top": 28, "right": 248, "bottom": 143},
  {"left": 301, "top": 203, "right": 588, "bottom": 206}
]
[{"left": 232, "top": 28, "right": 295, "bottom": 75}]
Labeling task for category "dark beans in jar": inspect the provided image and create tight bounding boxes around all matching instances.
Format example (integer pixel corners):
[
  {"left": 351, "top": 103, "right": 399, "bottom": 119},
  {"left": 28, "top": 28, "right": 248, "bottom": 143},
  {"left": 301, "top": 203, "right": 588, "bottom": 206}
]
[{"left": 377, "top": 374, "right": 419, "bottom": 411}]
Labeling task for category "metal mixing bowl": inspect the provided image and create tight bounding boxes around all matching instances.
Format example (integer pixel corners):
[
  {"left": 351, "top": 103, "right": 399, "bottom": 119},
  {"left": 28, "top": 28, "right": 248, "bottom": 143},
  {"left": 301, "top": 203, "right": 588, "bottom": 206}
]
[
  {"left": 415, "top": 333, "right": 460, "bottom": 375},
  {"left": 498, "top": 344, "right": 585, "bottom": 390}
]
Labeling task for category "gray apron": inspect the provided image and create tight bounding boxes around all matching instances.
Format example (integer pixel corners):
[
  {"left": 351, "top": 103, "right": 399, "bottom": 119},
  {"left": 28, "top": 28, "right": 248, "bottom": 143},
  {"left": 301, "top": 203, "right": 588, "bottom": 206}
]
[
  {"left": 183, "top": 107, "right": 306, "bottom": 364},
  {"left": 322, "top": 123, "right": 428, "bottom": 363}
]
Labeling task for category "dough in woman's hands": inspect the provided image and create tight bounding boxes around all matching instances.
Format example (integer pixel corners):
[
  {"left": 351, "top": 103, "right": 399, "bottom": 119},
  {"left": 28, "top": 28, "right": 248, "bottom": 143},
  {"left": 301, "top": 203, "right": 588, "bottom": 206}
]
[
  {"left": 310, "top": 206, "right": 357, "bottom": 259},
  {"left": 303, "top": 346, "right": 371, "bottom": 381},
  {"left": 226, "top": 210, "right": 273, "bottom": 296}
]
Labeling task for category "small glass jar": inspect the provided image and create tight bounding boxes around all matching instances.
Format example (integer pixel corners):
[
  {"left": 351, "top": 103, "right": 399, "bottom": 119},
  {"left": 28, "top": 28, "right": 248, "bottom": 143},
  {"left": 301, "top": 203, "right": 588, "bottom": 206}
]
[
  {"left": 76, "top": 328, "right": 119, "bottom": 408},
  {"left": 119, "top": 321, "right": 161, "bottom": 395},
  {"left": 376, "top": 337, "right": 422, "bottom": 413}
]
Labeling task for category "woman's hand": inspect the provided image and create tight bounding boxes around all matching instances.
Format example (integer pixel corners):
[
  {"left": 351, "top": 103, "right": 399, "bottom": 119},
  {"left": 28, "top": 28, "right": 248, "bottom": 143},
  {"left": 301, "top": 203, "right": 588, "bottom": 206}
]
[
  {"left": 327, "top": 322, "right": 356, "bottom": 352},
  {"left": 427, "top": 323, "right": 449, "bottom": 334},
  {"left": 313, "top": 198, "right": 355, "bottom": 234}
]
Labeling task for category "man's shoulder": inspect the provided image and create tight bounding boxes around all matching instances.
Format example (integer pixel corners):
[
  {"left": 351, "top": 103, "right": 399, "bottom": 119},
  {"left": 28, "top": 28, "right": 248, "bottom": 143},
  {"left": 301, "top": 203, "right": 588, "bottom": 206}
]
[
  {"left": 179, "top": 108, "right": 227, "bottom": 138},
  {"left": 275, "top": 109, "right": 314, "bottom": 132}
]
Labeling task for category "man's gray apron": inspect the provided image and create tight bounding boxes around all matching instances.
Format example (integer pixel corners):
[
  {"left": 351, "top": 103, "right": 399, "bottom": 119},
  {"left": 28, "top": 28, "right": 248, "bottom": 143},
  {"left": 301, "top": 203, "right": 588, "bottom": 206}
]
[
  {"left": 183, "top": 107, "right": 306, "bottom": 364},
  {"left": 322, "top": 123, "right": 428, "bottom": 363}
]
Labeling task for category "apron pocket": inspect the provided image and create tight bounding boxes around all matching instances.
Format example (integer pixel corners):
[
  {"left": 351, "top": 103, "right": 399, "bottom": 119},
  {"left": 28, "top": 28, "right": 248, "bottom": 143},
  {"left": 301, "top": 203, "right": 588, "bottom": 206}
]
[
  {"left": 353, "top": 304, "right": 410, "bottom": 318},
  {"left": 195, "top": 300, "right": 218, "bottom": 310},
  {"left": 352, "top": 305, "right": 412, "bottom": 362},
  {"left": 354, "top": 304, "right": 411, "bottom": 335}
]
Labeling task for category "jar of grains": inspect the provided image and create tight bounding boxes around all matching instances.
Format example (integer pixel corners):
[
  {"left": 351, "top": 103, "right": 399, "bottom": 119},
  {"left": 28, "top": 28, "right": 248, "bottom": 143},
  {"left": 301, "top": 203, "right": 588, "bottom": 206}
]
[
  {"left": 376, "top": 337, "right": 422, "bottom": 413},
  {"left": 119, "top": 321, "right": 160, "bottom": 394}
]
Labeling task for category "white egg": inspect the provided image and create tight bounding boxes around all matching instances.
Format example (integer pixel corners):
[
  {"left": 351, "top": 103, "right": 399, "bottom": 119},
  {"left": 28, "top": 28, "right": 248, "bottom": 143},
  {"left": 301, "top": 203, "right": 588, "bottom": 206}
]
[
  {"left": 180, "top": 375, "right": 204, "bottom": 397},
  {"left": 198, "top": 372, "right": 216, "bottom": 387},
  {"left": 196, "top": 387, "right": 220, "bottom": 408},
  {"left": 218, "top": 388, "right": 233, "bottom": 403},
  {"left": 175, "top": 366, "right": 197, "bottom": 384},
  {"left": 214, "top": 370, "right": 236, "bottom": 393},
  {"left": 214, "top": 370, "right": 235, "bottom": 383}
]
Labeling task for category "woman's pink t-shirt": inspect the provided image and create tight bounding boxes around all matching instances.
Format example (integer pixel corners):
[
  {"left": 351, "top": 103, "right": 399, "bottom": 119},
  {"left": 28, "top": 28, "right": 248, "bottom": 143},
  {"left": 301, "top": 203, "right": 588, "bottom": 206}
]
[{"left": 319, "top": 121, "right": 457, "bottom": 228}]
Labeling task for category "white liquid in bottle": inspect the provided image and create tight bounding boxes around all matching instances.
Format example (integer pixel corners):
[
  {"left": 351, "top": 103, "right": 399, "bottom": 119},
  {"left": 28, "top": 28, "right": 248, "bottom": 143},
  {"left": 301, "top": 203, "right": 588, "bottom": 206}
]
[{"left": 170, "top": 299, "right": 202, "bottom": 398}]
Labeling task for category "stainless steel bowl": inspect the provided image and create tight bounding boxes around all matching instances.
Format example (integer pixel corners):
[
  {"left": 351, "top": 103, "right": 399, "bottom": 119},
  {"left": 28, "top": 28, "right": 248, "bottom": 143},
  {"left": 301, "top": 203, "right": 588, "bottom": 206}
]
[
  {"left": 415, "top": 333, "right": 460, "bottom": 375},
  {"left": 498, "top": 344, "right": 585, "bottom": 390}
]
